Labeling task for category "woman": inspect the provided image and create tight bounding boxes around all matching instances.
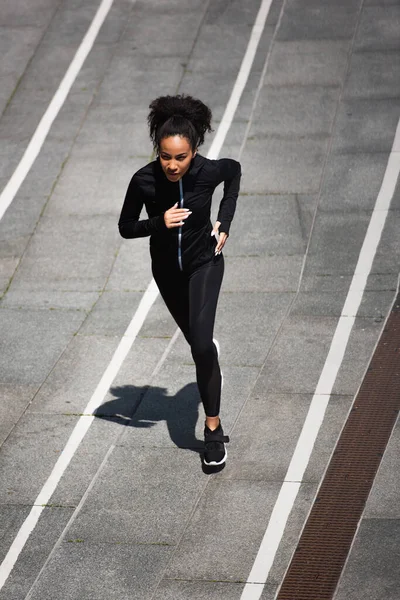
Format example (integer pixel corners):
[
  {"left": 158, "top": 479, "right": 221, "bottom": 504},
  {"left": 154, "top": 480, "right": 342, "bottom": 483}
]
[{"left": 118, "top": 94, "right": 241, "bottom": 466}]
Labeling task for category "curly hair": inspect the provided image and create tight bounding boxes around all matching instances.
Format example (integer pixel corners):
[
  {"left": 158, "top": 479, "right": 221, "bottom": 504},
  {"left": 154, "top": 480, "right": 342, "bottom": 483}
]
[{"left": 147, "top": 94, "right": 213, "bottom": 151}]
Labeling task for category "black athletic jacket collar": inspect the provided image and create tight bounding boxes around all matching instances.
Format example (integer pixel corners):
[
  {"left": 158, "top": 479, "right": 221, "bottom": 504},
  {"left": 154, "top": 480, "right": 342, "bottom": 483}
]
[{"left": 118, "top": 154, "right": 241, "bottom": 272}]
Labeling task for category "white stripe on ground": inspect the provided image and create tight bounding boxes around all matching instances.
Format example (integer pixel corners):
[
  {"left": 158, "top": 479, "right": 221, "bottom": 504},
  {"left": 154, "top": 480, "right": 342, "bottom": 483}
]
[
  {"left": 207, "top": 0, "right": 273, "bottom": 160},
  {"left": 0, "top": 0, "right": 274, "bottom": 589},
  {"left": 24, "top": 329, "right": 185, "bottom": 598},
  {"left": 240, "top": 119, "right": 400, "bottom": 600},
  {"left": 24, "top": 444, "right": 116, "bottom": 600},
  {"left": 0, "top": 279, "right": 159, "bottom": 590},
  {"left": 0, "top": 0, "right": 115, "bottom": 222}
]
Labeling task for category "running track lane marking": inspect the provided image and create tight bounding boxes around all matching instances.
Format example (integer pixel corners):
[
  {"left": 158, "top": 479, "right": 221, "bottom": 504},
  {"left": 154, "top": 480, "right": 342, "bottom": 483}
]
[
  {"left": 0, "top": 0, "right": 274, "bottom": 589},
  {"left": 23, "top": 331, "right": 182, "bottom": 600},
  {"left": 207, "top": 0, "right": 273, "bottom": 160},
  {"left": 239, "top": 121, "right": 400, "bottom": 600},
  {"left": 0, "top": 0, "right": 115, "bottom": 222}
]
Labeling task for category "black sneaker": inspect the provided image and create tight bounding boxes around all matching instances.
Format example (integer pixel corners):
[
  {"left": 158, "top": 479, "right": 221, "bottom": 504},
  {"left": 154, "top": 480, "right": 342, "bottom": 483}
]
[{"left": 203, "top": 422, "right": 229, "bottom": 466}]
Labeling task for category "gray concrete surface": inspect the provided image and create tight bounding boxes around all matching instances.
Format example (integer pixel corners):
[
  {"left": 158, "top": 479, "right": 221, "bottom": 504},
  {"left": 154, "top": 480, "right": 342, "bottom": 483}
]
[{"left": 0, "top": 0, "right": 399, "bottom": 598}]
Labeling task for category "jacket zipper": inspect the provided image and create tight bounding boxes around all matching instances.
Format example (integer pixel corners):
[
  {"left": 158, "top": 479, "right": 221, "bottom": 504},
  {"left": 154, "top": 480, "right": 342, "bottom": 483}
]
[{"left": 178, "top": 178, "right": 184, "bottom": 271}]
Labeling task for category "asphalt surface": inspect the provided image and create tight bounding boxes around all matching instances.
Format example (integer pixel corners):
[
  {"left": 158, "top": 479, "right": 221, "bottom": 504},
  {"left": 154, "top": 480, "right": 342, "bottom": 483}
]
[{"left": 0, "top": 0, "right": 399, "bottom": 598}]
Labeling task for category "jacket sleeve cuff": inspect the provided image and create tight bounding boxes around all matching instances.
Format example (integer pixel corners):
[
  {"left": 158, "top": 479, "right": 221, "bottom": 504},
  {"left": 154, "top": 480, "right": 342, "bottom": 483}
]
[
  {"left": 153, "top": 213, "right": 168, "bottom": 232},
  {"left": 219, "top": 220, "right": 231, "bottom": 235}
]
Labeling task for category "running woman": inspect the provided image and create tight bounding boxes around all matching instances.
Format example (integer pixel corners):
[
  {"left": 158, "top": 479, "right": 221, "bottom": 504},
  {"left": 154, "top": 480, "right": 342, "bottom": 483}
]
[{"left": 118, "top": 94, "right": 241, "bottom": 466}]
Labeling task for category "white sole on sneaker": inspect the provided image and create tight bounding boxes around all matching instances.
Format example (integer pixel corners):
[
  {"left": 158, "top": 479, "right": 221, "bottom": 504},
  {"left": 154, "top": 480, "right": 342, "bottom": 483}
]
[{"left": 203, "top": 446, "right": 227, "bottom": 467}]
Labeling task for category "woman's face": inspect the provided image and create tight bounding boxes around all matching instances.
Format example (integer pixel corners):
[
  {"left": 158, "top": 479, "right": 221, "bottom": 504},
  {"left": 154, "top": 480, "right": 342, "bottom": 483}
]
[{"left": 159, "top": 136, "right": 196, "bottom": 182}]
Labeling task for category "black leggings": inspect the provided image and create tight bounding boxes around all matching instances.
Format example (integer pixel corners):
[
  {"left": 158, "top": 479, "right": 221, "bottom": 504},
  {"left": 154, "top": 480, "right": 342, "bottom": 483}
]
[{"left": 152, "top": 255, "right": 224, "bottom": 417}]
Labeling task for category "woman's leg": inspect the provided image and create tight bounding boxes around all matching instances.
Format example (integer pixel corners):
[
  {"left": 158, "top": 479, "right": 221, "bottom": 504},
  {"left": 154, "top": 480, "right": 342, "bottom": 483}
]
[
  {"left": 151, "top": 262, "right": 191, "bottom": 343},
  {"left": 153, "top": 256, "right": 228, "bottom": 465},
  {"left": 188, "top": 255, "right": 224, "bottom": 421}
]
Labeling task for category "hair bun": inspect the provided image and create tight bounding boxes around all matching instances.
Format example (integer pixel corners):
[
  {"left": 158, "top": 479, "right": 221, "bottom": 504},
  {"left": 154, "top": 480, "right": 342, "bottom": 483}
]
[{"left": 148, "top": 94, "right": 212, "bottom": 150}]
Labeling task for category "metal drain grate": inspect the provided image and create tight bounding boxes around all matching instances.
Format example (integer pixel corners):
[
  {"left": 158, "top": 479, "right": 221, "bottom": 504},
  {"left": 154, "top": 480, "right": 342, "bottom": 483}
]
[{"left": 276, "top": 292, "right": 400, "bottom": 600}]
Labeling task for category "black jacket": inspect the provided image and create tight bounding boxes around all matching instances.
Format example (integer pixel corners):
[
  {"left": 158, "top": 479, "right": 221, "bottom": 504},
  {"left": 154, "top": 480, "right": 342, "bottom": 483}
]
[{"left": 118, "top": 154, "right": 241, "bottom": 273}]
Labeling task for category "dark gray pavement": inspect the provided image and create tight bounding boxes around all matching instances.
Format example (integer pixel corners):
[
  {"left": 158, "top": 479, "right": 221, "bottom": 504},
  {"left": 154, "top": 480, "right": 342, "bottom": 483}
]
[{"left": 0, "top": 0, "right": 399, "bottom": 598}]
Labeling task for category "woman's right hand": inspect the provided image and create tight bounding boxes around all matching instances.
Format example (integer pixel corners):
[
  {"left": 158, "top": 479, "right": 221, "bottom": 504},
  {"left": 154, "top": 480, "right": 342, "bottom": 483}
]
[{"left": 164, "top": 203, "right": 192, "bottom": 229}]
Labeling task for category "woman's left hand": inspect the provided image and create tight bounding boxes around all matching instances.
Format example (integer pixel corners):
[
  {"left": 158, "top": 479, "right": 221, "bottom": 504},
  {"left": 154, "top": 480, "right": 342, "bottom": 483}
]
[{"left": 212, "top": 221, "right": 228, "bottom": 255}]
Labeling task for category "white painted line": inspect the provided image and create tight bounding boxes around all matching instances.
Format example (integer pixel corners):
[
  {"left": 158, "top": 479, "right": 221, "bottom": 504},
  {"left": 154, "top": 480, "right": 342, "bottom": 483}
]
[
  {"left": 0, "top": 0, "right": 274, "bottom": 589},
  {"left": 240, "top": 482, "right": 301, "bottom": 600},
  {"left": 24, "top": 444, "right": 116, "bottom": 600},
  {"left": 24, "top": 331, "right": 183, "bottom": 599},
  {"left": 0, "top": 278, "right": 158, "bottom": 590},
  {"left": 0, "top": 0, "right": 115, "bottom": 222},
  {"left": 207, "top": 0, "right": 274, "bottom": 160},
  {"left": 240, "top": 122, "right": 400, "bottom": 600}
]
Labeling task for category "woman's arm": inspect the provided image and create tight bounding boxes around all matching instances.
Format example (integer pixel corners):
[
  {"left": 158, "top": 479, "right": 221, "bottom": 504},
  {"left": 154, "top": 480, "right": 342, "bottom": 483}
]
[
  {"left": 118, "top": 176, "right": 167, "bottom": 239},
  {"left": 215, "top": 158, "right": 241, "bottom": 235}
]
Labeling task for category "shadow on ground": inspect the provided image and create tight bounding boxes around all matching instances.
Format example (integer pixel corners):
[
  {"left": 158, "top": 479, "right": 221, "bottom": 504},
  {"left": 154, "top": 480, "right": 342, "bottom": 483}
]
[
  {"left": 94, "top": 382, "right": 203, "bottom": 452},
  {"left": 94, "top": 383, "right": 226, "bottom": 473}
]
